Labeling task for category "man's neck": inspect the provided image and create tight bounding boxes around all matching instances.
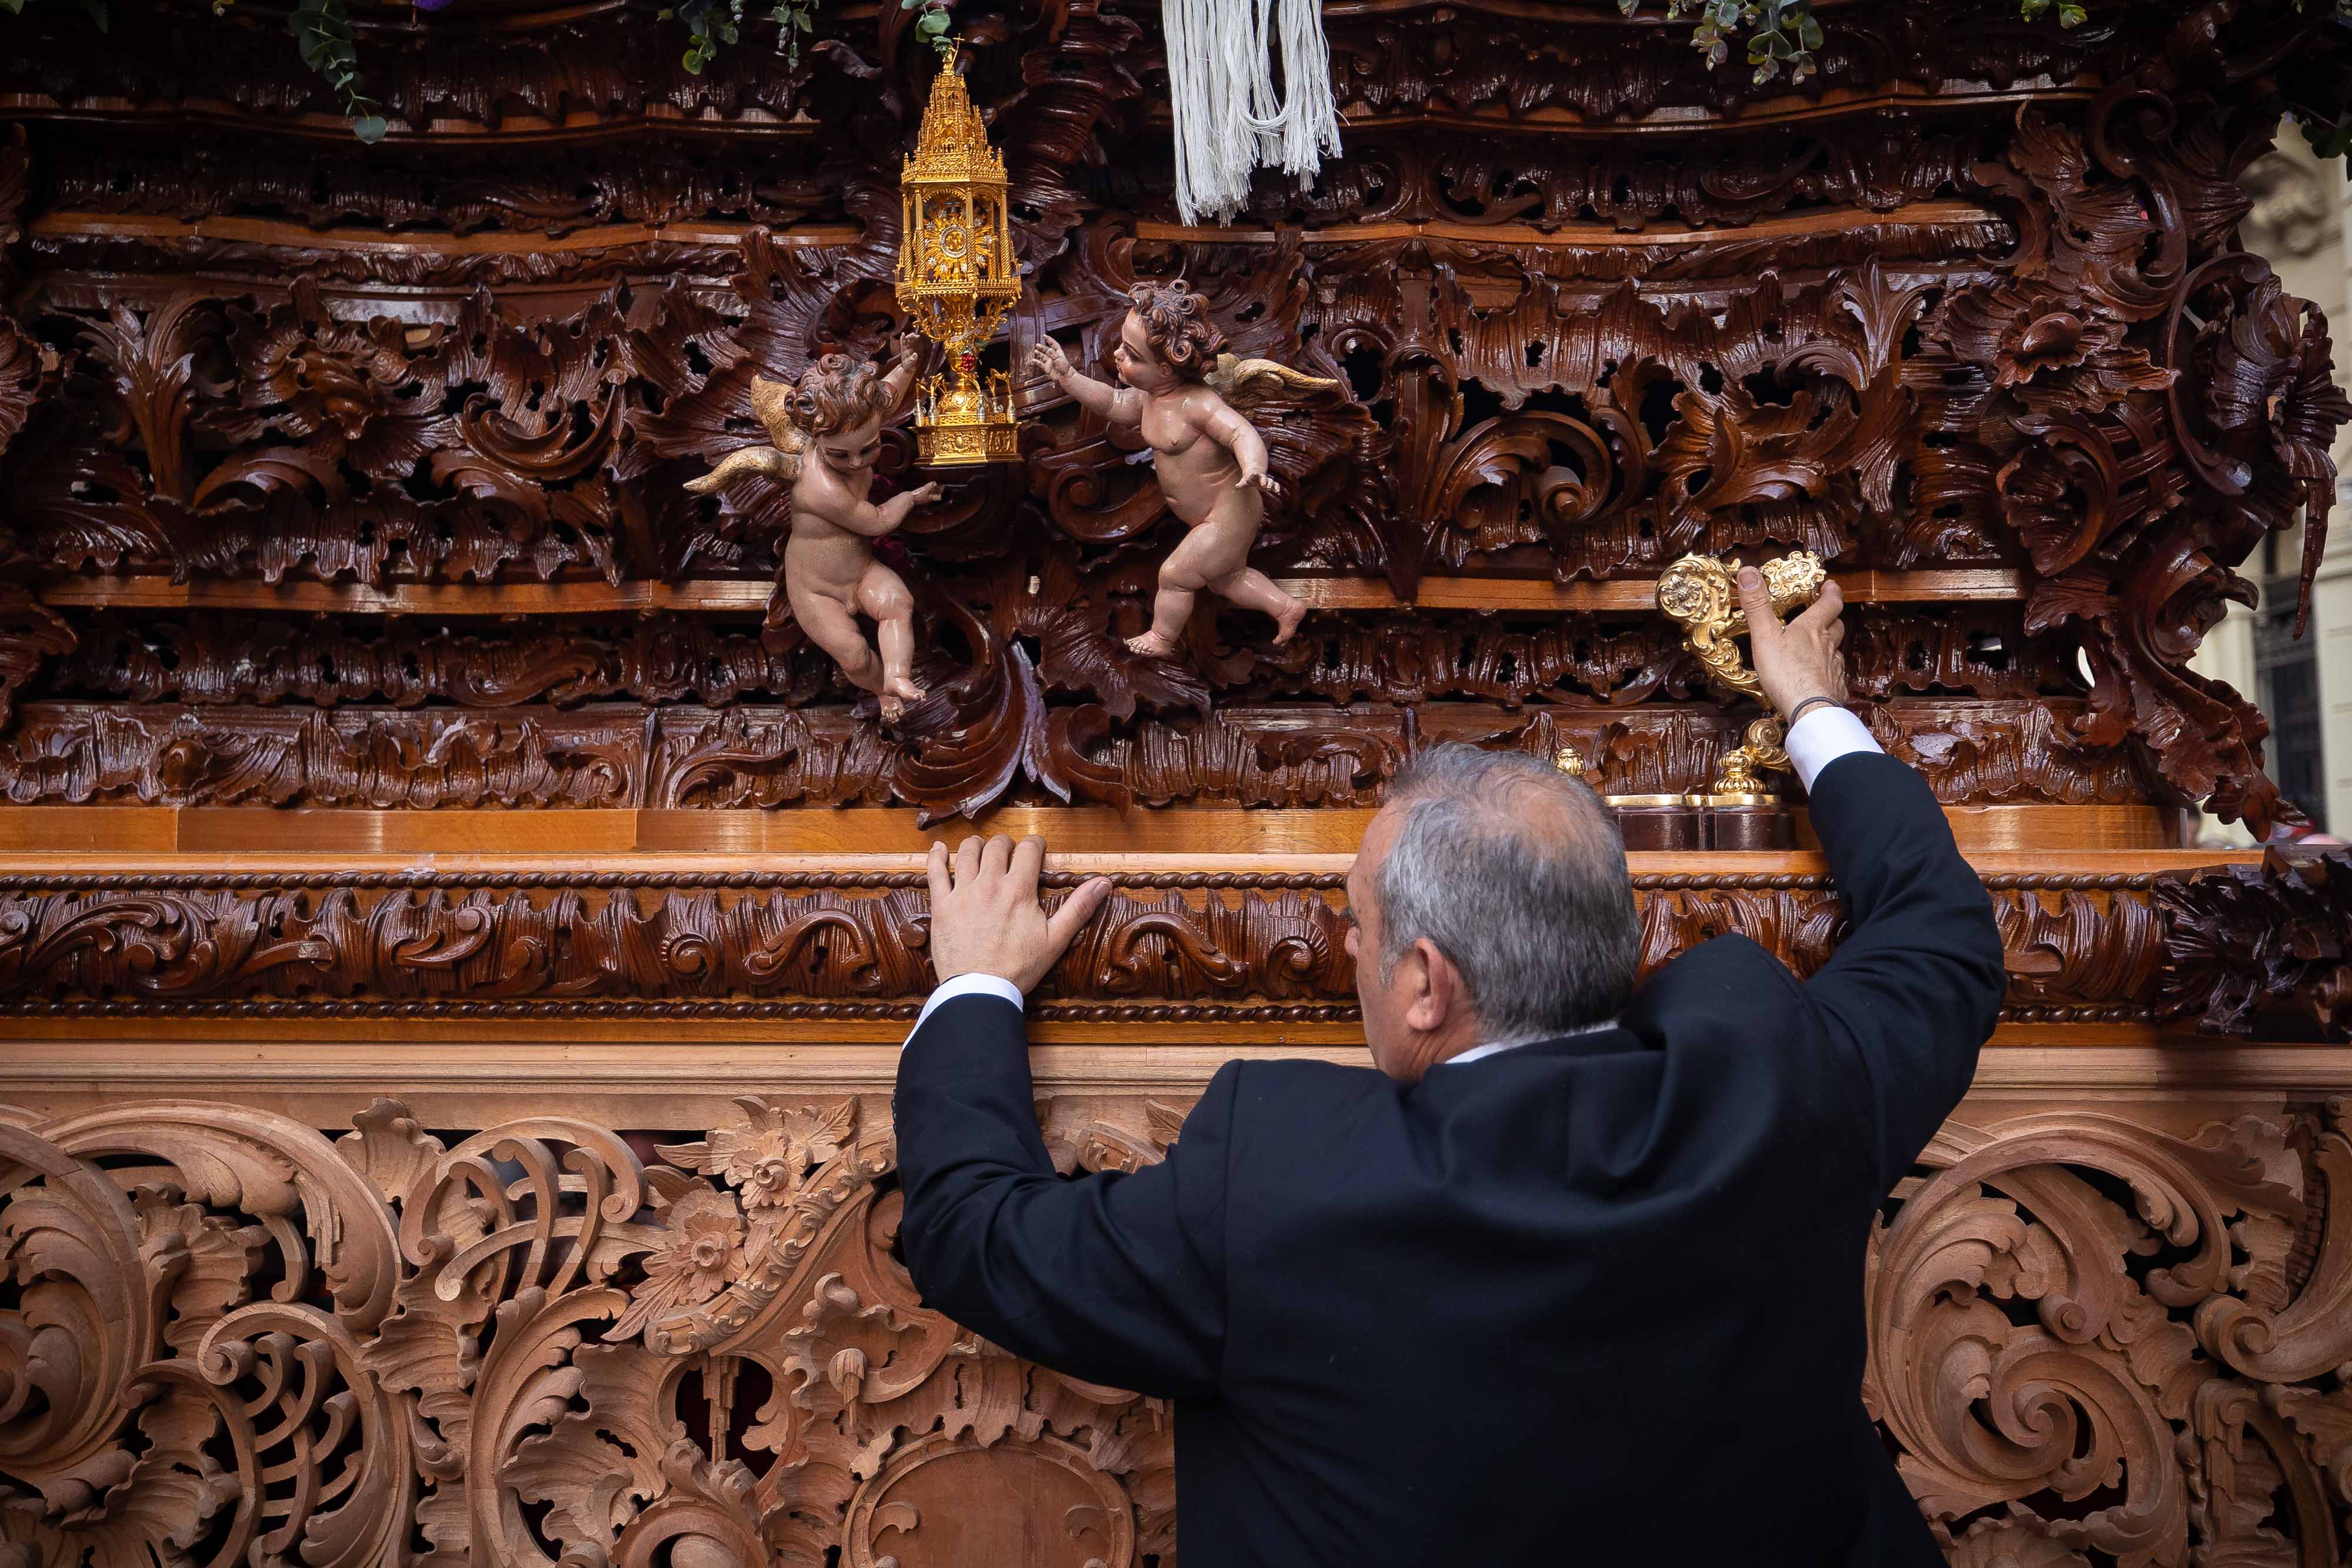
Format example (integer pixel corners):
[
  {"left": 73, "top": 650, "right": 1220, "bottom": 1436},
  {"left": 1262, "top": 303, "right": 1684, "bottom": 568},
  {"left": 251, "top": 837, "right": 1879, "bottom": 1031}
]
[
  {"left": 1438, "top": 1018, "right": 1620, "bottom": 1068},
  {"left": 1392, "top": 1019, "right": 1489, "bottom": 1079}
]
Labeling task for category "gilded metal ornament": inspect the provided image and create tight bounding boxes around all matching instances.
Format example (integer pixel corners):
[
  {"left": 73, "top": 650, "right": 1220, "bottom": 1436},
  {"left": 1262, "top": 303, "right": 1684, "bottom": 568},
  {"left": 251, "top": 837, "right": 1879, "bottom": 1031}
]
[
  {"left": 1655, "top": 550, "right": 1829, "bottom": 704},
  {"left": 897, "top": 49, "right": 1023, "bottom": 466},
  {"left": 1656, "top": 550, "right": 1825, "bottom": 799},
  {"left": 1710, "top": 716, "right": 1793, "bottom": 798}
]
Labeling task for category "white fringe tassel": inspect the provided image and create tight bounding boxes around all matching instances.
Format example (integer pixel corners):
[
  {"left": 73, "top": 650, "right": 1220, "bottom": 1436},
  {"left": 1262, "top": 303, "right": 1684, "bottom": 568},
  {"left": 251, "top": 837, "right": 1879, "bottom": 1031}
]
[{"left": 1165, "top": 0, "right": 1341, "bottom": 226}]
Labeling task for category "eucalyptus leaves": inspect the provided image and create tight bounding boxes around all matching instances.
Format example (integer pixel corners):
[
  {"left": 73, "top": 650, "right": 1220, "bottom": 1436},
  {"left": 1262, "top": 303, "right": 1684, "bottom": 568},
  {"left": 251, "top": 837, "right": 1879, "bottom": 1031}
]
[
  {"left": 663, "top": 0, "right": 823, "bottom": 73},
  {"left": 0, "top": 0, "right": 105, "bottom": 39},
  {"left": 1625, "top": 0, "right": 2083, "bottom": 85},
  {"left": 290, "top": 0, "right": 392, "bottom": 142},
  {"left": 903, "top": 0, "right": 957, "bottom": 58},
  {"left": 0, "top": 0, "right": 864, "bottom": 131},
  {"left": 662, "top": 0, "right": 953, "bottom": 82},
  {"left": 24, "top": 0, "right": 2340, "bottom": 146},
  {"left": 0, "top": 0, "right": 424, "bottom": 143}
]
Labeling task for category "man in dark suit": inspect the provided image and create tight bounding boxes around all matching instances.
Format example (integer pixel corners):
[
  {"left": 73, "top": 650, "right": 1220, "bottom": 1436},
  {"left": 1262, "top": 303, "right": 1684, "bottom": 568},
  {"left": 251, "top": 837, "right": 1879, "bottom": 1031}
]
[{"left": 893, "top": 570, "right": 2006, "bottom": 1566}]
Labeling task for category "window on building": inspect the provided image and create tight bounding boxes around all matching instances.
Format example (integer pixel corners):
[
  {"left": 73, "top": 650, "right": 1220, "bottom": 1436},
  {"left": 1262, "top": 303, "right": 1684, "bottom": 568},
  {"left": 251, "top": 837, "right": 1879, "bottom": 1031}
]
[{"left": 2256, "top": 529, "right": 2328, "bottom": 831}]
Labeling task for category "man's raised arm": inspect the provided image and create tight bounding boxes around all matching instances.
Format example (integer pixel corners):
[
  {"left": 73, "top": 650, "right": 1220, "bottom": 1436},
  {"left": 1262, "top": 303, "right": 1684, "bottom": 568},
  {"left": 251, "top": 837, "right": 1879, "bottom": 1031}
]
[
  {"left": 1738, "top": 569, "right": 2007, "bottom": 1194},
  {"left": 891, "top": 836, "right": 1235, "bottom": 1403}
]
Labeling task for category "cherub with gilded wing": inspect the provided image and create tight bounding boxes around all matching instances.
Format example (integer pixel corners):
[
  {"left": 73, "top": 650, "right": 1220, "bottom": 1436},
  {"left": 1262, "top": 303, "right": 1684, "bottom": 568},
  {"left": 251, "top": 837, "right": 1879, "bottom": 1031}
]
[
  {"left": 1029, "top": 280, "right": 1333, "bottom": 658},
  {"left": 687, "top": 333, "right": 938, "bottom": 721}
]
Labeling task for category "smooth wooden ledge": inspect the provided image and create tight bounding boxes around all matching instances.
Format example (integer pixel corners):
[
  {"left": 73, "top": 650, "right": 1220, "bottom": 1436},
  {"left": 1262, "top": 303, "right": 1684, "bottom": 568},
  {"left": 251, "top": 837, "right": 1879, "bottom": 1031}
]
[
  {"left": 1287, "top": 570, "right": 2026, "bottom": 609},
  {"left": 1793, "top": 805, "right": 2180, "bottom": 854},
  {"left": 34, "top": 577, "right": 777, "bottom": 616},
  {"left": 1135, "top": 200, "right": 2003, "bottom": 250},
  {"left": 0, "top": 838, "right": 2254, "bottom": 877},
  {"left": 4, "top": 73, "right": 2096, "bottom": 149},
  {"left": 1322, "top": 0, "right": 1873, "bottom": 16},
  {"left": 30, "top": 212, "right": 864, "bottom": 256},
  {"left": 1160, "top": 78, "right": 2097, "bottom": 134},
  {"left": 0, "top": 96, "right": 837, "bottom": 146},
  {"left": 0, "top": 1035, "right": 2337, "bottom": 1125},
  {"left": 32, "top": 569, "right": 2026, "bottom": 617},
  {"left": 28, "top": 208, "right": 2008, "bottom": 276},
  {"left": 0, "top": 804, "right": 2203, "bottom": 858}
]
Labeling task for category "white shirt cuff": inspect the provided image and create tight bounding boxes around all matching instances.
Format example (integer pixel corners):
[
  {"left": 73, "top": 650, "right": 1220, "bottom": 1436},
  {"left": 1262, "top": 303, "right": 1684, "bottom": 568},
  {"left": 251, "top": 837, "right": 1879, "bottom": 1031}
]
[
  {"left": 906, "top": 972, "right": 1025, "bottom": 1044},
  {"left": 1783, "top": 706, "right": 1882, "bottom": 793}
]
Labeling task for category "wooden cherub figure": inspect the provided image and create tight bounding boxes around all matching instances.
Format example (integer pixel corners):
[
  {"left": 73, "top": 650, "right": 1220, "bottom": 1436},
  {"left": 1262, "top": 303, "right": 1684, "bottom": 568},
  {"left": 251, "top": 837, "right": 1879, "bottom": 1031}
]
[
  {"left": 1030, "top": 280, "right": 1324, "bottom": 659},
  {"left": 687, "top": 333, "right": 940, "bottom": 722}
]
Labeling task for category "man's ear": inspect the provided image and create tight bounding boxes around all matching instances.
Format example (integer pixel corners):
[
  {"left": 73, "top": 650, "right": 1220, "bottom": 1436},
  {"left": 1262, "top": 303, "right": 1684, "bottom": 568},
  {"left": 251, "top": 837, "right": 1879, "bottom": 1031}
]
[{"left": 1404, "top": 937, "right": 1458, "bottom": 1034}]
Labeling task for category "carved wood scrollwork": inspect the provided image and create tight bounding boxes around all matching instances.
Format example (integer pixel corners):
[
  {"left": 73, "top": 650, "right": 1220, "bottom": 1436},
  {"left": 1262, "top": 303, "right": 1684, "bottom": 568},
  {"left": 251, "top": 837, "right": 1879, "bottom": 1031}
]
[
  {"left": 2159, "top": 850, "right": 2352, "bottom": 1039},
  {"left": 3, "top": 3, "right": 2352, "bottom": 1558},
  {"left": 1, "top": 1087, "right": 2348, "bottom": 1563},
  {"left": 0, "top": 857, "right": 2307, "bottom": 1027},
  {"left": 1867, "top": 1100, "right": 2352, "bottom": 1566},
  {"left": 0, "top": 0, "right": 2340, "bottom": 827}
]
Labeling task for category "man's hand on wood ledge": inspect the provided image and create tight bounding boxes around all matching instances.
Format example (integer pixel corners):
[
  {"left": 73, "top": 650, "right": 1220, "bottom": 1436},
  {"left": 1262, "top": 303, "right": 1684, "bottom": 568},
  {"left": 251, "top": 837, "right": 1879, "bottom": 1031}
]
[{"left": 926, "top": 834, "right": 1114, "bottom": 995}]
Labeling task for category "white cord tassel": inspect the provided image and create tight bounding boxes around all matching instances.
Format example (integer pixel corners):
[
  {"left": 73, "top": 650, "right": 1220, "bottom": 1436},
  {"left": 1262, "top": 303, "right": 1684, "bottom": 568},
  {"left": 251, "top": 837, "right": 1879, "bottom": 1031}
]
[
  {"left": 1165, "top": 0, "right": 1342, "bottom": 225},
  {"left": 1249, "top": 0, "right": 1341, "bottom": 182}
]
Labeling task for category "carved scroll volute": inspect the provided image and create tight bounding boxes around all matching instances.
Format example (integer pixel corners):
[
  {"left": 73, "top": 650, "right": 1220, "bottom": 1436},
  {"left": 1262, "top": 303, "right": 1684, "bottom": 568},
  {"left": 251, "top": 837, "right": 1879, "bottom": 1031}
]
[{"left": 1656, "top": 551, "right": 1825, "bottom": 796}]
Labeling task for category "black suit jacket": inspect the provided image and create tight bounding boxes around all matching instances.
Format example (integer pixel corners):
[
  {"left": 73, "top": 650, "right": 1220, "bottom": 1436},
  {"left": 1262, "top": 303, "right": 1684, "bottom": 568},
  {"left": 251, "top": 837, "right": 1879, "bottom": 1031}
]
[{"left": 894, "top": 752, "right": 2006, "bottom": 1566}]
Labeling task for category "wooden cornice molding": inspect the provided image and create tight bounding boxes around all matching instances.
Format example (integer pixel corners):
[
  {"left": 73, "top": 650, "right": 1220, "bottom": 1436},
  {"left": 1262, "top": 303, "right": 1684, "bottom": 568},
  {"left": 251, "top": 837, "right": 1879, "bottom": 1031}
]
[
  {"left": 7, "top": 1038, "right": 2352, "bottom": 1125},
  {"left": 0, "top": 847, "right": 2299, "bottom": 1032}
]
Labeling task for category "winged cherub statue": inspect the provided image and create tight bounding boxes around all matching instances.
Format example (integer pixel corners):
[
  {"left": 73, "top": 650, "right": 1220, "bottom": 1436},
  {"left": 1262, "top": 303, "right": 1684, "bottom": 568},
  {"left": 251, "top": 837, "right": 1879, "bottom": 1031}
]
[
  {"left": 687, "top": 335, "right": 939, "bottom": 722},
  {"left": 1030, "top": 280, "right": 1333, "bottom": 658}
]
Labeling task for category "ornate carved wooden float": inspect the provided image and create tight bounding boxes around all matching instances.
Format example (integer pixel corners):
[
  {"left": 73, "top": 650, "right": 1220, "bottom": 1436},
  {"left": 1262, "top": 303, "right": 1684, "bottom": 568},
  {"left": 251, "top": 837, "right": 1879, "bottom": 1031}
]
[{"left": 3, "top": 0, "right": 2352, "bottom": 1560}]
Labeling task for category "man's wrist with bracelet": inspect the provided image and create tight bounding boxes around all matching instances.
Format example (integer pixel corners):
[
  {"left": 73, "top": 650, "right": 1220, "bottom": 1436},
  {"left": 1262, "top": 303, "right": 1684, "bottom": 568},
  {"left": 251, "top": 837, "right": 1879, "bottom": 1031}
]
[
  {"left": 1777, "top": 698, "right": 1882, "bottom": 792},
  {"left": 1785, "top": 694, "right": 1845, "bottom": 727}
]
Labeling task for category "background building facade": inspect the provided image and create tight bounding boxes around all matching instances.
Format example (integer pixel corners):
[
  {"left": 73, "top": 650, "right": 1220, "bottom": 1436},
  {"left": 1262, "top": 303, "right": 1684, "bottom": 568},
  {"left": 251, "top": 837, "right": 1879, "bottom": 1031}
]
[{"left": 2199, "top": 133, "right": 2352, "bottom": 838}]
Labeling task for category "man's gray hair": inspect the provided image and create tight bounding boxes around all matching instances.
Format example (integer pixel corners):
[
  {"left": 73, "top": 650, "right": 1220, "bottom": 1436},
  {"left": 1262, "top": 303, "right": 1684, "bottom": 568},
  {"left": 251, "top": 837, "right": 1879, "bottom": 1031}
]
[{"left": 1373, "top": 744, "right": 1641, "bottom": 1041}]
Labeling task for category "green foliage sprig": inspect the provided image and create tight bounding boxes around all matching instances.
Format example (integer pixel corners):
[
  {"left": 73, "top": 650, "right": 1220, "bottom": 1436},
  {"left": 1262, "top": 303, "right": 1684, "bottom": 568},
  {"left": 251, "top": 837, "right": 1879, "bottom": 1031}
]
[
  {"left": 1623, "top": 0, "right": 2082, "bottom": 86},
  {"left": 659, "top": 0, "right": 826, "bottom": 74},
  {"left": 0, "top": 0, "right": 107, "bottom": 35},
  {"left": 5, "top": 0, "right": 2344, "bottom": 155},
  {"left": 775, "top": 0, "right": 817, "bottom": 63},
  {"left": 901, "top": 0, "right": 955, "bottom": 61},
  {"left": 1, "top": 0, "right": 836, "bottom": 129},
  {"left": 660, "top": 0, "right": 739, "bottom": 73},
  {"left": 290, "top": 0, "right": 386, "bottom": 142},
  {"left": 1616, "top": 0, "right": 2352, "bottom": 158},
  {"left": 2288, "top": 0, "right": 2352, "bottom": 153}
]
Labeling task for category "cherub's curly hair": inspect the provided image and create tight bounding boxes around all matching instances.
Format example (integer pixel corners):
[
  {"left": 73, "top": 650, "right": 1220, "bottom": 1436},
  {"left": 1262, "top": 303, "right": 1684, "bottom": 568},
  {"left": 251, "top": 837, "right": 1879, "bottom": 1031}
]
[
  {"left": 1125, "top": 280, "right": 1225, "bottom": 380},
  {"left": 791, "top": 353, "right": 897, "bottom": 436}
]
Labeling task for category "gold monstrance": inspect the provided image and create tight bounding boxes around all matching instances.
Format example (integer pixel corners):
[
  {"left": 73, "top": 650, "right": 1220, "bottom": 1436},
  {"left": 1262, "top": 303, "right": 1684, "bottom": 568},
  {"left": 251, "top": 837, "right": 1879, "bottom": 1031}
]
[{"left": 897, "top": 50, "right": 1022, "bottom": 465}]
